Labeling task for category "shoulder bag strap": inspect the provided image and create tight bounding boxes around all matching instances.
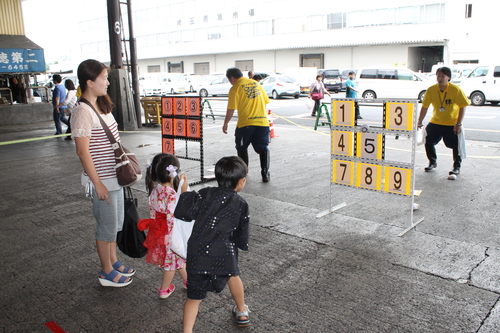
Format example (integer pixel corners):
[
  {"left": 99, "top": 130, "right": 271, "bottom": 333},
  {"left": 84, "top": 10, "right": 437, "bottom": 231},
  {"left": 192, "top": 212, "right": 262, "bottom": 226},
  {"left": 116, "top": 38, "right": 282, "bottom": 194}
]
[{"left": 79, "top": 98, "right": 117, "bottom": 145}]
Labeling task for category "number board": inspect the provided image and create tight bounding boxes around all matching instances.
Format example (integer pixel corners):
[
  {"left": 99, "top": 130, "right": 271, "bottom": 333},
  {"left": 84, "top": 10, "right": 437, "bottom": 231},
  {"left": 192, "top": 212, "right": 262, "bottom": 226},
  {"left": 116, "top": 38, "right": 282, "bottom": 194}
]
[
  {"left": 162, "top": 97, "right": 173, "bottom": 116},
  {"left": 187, "top": 119, "right": 201, "bottom": 138},
  {"left": 355, "top": 132, "right": 384, "bottom": 160},
  {"left": 332, "top": 160, "right": 355, "bottom": 186},
  {"left": 162, "top": 138, "right": 174, "bottom": 154},
  {"left": 331, "top": 131, "right": 354, "bottom": 156},
  {"left": 356, "top": 163, "right": 382, "bottom": 191},
  {"left": 187, "top": 98, "right": 201, "bottom": 116},
  {"left": 175, "top": 98, "right": 186, "bottom": 116},
  {"left": 384, "top": 167, "right": 412, "bottom": 195},
  {"left": 385, "top": 102, "right": 413, "bottom": 131},
  {"left": 162, "top": 118, "right": 173, "bottom": 136},
  {"left": 333, "top": 101, "right": 355, "bottom": 126}
]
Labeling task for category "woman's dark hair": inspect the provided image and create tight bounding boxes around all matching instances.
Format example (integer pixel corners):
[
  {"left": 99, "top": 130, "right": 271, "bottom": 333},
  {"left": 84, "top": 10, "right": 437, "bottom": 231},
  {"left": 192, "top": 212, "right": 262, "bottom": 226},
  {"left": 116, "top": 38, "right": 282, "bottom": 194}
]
[
  {"left": 64, "top": 79, "right": 76, "bottom": 91},
  {"left": 253, "top": 74, "right": 262, "bottom": 81},
  {"left": 215, "top": 156, "right": 248, "bottom": 189},
  {"left": 77, "top": 59, "right": 114, "bottom": 114},
  {"left": 316, "top": 74, "right": 323, "bottom": 79},
  {"left": 145, "top": 153, "right": 181, "bottom": 196}
]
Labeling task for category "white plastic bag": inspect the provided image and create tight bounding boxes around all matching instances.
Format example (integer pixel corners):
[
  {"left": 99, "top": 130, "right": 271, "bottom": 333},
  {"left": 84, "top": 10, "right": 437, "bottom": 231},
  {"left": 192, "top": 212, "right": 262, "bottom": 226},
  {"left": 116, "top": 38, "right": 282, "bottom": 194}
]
[
  {"left": 416, "top": 127, "right": 426, "bottom": 146},
  {"left": 306, "top": 98, "right": 314, "bottom": 109},
  {"left": 170, "top": 178, "right": 194, "bottom": 259}
]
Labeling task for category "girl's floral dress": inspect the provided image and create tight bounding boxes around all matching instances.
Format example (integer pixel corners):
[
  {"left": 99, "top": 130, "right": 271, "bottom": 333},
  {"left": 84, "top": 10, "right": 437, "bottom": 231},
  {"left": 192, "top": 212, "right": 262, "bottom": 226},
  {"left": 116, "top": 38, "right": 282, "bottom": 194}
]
[{"left": 138, "top": 183, "right": 185, "bottom": 270}]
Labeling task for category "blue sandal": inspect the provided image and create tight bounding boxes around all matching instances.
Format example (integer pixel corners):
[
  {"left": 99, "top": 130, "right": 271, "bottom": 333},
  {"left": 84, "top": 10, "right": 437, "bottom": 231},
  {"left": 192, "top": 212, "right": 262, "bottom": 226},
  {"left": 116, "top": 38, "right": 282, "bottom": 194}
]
[
  {"left": 99, "top": 270, "right": 132, "bottom": 287},
  {"left": 112, "top": 260, "right": 135, "bottom": 277}
]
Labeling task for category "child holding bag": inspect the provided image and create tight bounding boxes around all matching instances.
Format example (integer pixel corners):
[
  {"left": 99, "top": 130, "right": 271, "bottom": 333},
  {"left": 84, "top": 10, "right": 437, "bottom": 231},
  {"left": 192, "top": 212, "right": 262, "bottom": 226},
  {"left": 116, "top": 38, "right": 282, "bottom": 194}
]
[
  {"left": 138, "top": 153, "right": 188, "bottom": 298},
  {"left": 174, "top": 156, "right": 251, "bottom": 332}
]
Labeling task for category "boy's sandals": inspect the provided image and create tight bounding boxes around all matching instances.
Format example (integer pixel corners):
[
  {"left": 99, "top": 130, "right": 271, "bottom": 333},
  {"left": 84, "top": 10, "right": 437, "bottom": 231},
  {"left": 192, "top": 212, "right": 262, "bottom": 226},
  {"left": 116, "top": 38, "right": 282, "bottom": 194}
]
[
  {"left": 112, "top": 260, "right": 135, "bottom": 277},
  {"left": 98, "top": 270, "right": 133, "bottom": 287},
  {"left": 233, "top": 304, "right": 250, "bottom": 327}
]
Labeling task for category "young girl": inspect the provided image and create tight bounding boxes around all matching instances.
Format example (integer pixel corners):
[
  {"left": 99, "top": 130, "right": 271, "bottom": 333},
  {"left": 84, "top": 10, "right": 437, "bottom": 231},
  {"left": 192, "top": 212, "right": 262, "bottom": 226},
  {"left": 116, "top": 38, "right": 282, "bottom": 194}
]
[{"left": 139, "top": 153, "right": 188, "bottom": 298}]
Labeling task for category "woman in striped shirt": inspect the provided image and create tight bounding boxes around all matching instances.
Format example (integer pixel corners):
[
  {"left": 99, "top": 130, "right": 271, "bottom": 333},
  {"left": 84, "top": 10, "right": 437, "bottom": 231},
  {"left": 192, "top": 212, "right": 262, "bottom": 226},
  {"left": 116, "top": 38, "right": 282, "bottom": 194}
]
[{"left": 71, "top": 59, "right": 134, "bottom": 287}]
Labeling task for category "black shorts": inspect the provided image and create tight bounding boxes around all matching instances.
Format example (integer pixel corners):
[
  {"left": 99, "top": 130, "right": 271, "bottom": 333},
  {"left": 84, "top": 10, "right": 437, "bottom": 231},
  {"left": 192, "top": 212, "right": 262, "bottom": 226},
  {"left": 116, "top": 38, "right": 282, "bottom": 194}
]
[
  {"left": 235, "top": 126, "right": 270, "bottom": 154},
  {"left": 186, "top": 273, "right": 232, "bottom": 300}
]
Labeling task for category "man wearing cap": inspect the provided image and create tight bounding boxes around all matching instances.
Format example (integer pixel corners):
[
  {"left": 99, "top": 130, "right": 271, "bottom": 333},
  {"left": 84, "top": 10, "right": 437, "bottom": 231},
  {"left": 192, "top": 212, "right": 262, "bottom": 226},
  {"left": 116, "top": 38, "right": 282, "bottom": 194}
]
[{"left": 417, "top": 66, "right": 470, "bottom": 179}]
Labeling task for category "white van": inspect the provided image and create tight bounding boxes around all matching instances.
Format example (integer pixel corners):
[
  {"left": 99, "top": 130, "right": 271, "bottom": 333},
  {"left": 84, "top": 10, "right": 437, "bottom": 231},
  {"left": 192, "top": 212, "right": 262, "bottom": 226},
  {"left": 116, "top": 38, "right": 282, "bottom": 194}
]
[
  {"left": 139, "top": 72, "right": 187, "bottom": 96},
  {"left": 354, "top": 67, "right": 429, "bottom": 101},
  {"left": 459, "top": 65, "right": 500, "bottom": 106}
]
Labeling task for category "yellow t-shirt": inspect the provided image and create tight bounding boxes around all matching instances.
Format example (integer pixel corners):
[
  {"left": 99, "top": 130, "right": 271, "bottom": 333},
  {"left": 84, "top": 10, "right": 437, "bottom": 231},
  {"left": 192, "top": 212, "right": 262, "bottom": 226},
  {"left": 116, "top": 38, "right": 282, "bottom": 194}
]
[
  {"left": 227, "top": 77, "right": 270, "bottom": 128},
  {"left": 422, "top": 82, "right": 470, "bottom": 126}
]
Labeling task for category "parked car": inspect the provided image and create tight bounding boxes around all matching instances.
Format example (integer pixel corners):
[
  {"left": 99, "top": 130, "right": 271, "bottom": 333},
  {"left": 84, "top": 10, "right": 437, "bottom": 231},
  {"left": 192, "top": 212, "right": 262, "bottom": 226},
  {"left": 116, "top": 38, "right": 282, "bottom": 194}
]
[
  {"left": 319, "top": 69, "right": 342, "bottom": 92},
  {"left": 260, "top": 75, "right": 300, "bottom": 99},
  {"left": 354, "top": 67, "right": 429, "bottom": 101},
  {"left": 459, "top": 65, "right": 500, "bottom": 106},
  {"left": 198, "top": 76, "right": 231, "bottom": 97},
  {"left": 139, "top": 73, "right": 187, "bottom": 96},
  {"left": 184, "top": 74, "right": 218, "bottom": 93},
  {"left": 427, "top": 64, "right": 474, "bottom": 85}
]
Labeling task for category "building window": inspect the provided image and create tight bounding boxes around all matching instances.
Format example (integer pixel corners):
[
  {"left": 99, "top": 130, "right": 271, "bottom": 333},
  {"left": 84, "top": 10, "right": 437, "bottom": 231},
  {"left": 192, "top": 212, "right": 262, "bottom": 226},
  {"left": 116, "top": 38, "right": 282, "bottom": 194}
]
[
  {"left": 190, "top": 17, "right": 194, "bottom": 25},
  {"left": 465, "top": 4, "right": 472, "bottom": 18},
  {"left": 148, "top": 65, "right": 161, "bottom": 73}
]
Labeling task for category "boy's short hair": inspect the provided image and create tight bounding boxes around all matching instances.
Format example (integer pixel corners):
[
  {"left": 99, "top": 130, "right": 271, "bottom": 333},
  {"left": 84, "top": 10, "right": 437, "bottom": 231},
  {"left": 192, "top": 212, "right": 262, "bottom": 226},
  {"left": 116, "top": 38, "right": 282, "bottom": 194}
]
[
  {"left": 437, "top": 66, "right": 452, "bottom": 79},
  {"left": 215, "top": 156, "right": 248, "bottom": 189}
]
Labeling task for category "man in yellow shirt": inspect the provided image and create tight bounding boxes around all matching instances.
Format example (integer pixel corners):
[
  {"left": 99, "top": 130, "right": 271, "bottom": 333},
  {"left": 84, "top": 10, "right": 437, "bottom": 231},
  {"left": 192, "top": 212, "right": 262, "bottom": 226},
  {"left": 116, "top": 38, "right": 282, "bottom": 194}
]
[
  {"left": 417, "top": 66, "right": 470, "bottom": 178},
  {"left": 223, "top": 68, "right": 271, "bottom": 182}
]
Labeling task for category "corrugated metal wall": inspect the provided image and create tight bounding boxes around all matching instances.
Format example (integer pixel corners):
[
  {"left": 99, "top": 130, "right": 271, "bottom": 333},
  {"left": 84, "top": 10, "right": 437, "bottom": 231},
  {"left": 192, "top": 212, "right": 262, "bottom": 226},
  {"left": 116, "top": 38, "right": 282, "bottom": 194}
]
[{"left": 0, "top": 0, "right": 25, "bottom": 36}]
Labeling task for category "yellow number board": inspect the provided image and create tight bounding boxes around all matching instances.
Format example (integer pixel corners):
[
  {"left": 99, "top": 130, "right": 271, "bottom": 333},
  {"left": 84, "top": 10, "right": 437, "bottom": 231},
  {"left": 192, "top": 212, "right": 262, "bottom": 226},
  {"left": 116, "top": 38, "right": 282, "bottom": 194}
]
[
  {"left": 333, "top": 101, "right": 355, "bottom": 126},
  {"left": 332, "top": 160, "right": 355, "bottom": 186},
  {"left": 384, "top": 167, "right": 412, "bottom": 195},
  {"left": 356, "top": 163, "right": 382, "bottom": 191},
  {"left": 385, "top": 102, "right": 413, "bottom": 131},
  {"left": 331, "top": 131, "right": 353, "bottom": 156}
]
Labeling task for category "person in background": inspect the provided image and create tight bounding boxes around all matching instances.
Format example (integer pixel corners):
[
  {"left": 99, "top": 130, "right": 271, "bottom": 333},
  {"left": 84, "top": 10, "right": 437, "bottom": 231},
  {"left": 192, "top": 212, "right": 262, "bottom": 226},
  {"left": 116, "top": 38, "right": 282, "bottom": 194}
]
[
  {"left": 417, "top": 66, "right": 469, "bottom": 179},
  {"left": 248, "top": 71, "right": 254, "bottom": 79},
  {"left": 175, "top": 156, "right": 251, "bottom": 332},
  {"left": 345, "top": 71, "right": 362, "bottom": 119},
  {"left": 57, "top": 79, "right": 78, "bottom": 140},
  {"left": 308, "top": 74, "right": 331, "bottom": 117},
  {"left": 52, "top": 74, "right": 69, "bottom": 135},
  {"left": 252, "top": 74, "right": 263, "bottom": 83},
  {"left": 223, "top": 68, "right": 271, "bottom": 182}
]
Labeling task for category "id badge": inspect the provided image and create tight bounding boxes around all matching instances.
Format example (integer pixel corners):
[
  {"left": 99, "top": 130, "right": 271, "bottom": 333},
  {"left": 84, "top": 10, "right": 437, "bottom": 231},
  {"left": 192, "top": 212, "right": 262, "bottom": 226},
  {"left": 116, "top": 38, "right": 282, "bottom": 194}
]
[{"left": 439, "top": 107, "right": 446, "bottom": 112}]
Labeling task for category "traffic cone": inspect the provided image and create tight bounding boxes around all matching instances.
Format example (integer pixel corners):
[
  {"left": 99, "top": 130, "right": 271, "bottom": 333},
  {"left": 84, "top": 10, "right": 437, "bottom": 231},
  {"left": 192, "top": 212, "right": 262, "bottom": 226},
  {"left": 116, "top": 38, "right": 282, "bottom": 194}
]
[{"left": 268, "top": 110, "right": 279, "bottom": 138}]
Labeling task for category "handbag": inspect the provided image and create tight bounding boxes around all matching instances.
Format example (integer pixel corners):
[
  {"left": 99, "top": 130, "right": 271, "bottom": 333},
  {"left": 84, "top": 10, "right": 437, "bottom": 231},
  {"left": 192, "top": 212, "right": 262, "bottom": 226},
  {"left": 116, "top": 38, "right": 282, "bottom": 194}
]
[
  {"left": 170, "top": 178, "right": 194, "bottom": 259},
  {"left": 117, "top": 187, "right": 147, "bottom": 258},
  {"left": 80, "top": 98, "right": 142, "bottom": 187},
  {"left": 311, "top": 92, "right": 322, "bottom": 100}
]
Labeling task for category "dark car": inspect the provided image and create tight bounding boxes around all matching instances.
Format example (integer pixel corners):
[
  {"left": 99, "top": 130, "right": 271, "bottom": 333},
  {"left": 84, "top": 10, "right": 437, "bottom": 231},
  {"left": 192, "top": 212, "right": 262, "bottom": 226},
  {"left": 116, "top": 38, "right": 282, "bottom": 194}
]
[{"left": 319, "top": 69, "right": 342, "bottom": 92}]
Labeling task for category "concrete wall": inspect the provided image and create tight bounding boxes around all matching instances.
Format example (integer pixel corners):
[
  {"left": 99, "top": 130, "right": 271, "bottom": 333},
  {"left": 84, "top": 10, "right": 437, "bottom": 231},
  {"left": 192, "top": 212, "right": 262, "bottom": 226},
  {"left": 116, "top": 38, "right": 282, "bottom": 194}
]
[{"left": 0, "top": 103, "right": 52, "bottom": 126}]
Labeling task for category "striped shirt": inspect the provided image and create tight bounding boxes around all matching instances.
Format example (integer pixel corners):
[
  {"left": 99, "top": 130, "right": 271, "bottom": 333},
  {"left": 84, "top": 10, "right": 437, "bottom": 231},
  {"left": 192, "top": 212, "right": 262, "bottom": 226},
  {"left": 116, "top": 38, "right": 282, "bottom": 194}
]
[{"left": 71, "top": 102, "right": 121, "bottom": 191}]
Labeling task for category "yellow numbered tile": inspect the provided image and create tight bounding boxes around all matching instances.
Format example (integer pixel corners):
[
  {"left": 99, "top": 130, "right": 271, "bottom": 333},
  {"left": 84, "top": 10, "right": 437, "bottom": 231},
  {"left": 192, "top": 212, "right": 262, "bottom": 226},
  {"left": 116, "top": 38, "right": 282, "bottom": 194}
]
[
  {"left": 385, "top": 102, "right": 413, "bottom": 131},
  {"left": 355, "top": 132, "right": 384, "bottom": 160},
  {"left": 332, "top": 160, "right": 355, "bottom": 186},
  {"left": 384, "top": 167, "right": 412, "bottom": 196},
  {"left": 331, "top": 131, "right": 353, "bottom": 156},
  {"left": 333, "top": 101, "right": 355, "bottom": 126},
  {"left": 356, "top": 163, "right": 382, "bottom": 190}
]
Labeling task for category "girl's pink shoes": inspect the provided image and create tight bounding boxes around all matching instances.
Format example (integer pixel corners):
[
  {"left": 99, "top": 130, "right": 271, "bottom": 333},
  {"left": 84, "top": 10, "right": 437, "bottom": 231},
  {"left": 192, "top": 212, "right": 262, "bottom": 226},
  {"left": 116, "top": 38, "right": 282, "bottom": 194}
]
[{"left": 158, "top": 284, "right": 175, "bottom": 299}]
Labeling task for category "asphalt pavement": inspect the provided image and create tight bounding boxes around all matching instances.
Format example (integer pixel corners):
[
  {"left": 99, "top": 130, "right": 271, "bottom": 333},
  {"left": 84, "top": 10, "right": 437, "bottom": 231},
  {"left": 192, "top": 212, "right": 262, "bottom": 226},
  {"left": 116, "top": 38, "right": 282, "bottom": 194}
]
[{"left": 1, "top": 112, "right": 500, "bottom": 333}]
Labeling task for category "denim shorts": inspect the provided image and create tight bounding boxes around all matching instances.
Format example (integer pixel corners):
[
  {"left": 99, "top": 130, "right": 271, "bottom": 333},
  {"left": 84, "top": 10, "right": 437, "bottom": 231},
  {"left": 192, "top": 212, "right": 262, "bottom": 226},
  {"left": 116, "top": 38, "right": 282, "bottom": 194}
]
[{"left": 91, "top": 187, "right": 124, "bottom": 242}]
